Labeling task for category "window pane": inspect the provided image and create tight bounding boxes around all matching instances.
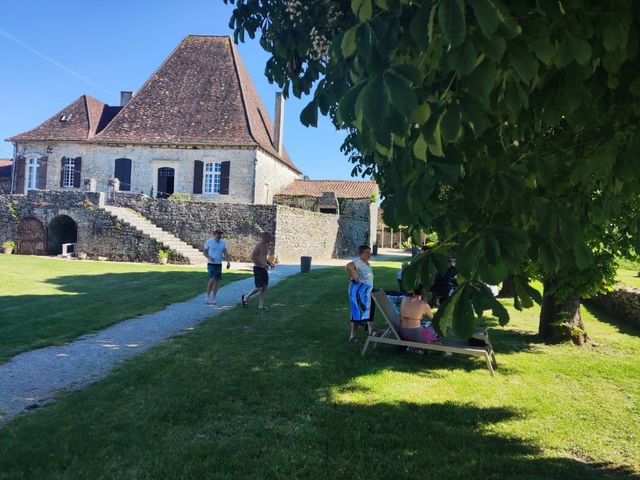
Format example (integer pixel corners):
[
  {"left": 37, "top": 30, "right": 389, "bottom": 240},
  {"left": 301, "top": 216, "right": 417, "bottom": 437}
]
[{"left": 64, "top": 158, "right": 74, "bottom": 187}]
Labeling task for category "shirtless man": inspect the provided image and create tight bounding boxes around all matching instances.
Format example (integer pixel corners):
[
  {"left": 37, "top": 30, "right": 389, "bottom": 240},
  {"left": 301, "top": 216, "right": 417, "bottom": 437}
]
[
  {"left": 241, "top": 232, "right": 274, "bottom": 310},
  {"left": 399, "top": 284, "right": 439, "bottom": 343}
]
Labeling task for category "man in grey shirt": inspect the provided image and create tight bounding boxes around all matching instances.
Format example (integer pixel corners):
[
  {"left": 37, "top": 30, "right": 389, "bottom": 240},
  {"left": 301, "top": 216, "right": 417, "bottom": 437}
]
[{"left": 204, "top": 229, "right": 230, "bottom": 305}]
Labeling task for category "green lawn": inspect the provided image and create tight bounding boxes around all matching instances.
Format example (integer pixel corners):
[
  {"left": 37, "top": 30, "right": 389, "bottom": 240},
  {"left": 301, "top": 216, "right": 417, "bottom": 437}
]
[
  {"left": 0, "top": 255, "right": 249, "bottom": 361},
  {"left": 0, "top": 260, "right": 638, "bottom": 479}
]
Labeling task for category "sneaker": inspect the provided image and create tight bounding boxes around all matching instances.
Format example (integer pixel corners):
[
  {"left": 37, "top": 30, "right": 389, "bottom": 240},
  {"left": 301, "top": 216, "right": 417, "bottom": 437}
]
[
  {"left": 258, "top": 305, "right": 269, "bottom": 310},
  {"left": 348, "top": 337, "right": 358, "bottom": 343},
  {"left": 241, "top": 295, "right": 248, "bottom": 308}
]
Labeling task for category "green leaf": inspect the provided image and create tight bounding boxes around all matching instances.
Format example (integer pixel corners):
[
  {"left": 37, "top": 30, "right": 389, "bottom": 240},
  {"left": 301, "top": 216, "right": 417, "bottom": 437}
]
[
  {"left": 423, "top": 116, "right": 444, "bottom": 157},
  {"left": 384, "top": 72, "right": 418, "bottom": 117},
  {"left": 566, "top": 32, "right": 592, "bottom": 66},
  {"left": 341, "top": 27, "right": 358, "bottom": 58},
  {"left": 440, "top": 105, "right": 462, "bottom": 143},
  {"left": 410, "top": 3, "right": 432, "bottom": 47},
  {"left": 352, "top": 0, "right": 373, "bottom": 22},
  {"left": 449, "top": 40, "right": 479, "bottom": 76},
  {"left": 438, "top": 0, "right": 466, "bottom": 47},
  {"left": 337, "top": 82, "right": 366, "bottom": 125},
  {"left": 412, "top": 102, "right": 432, "bottom": 124},
  {"left": 474, "top": 32, "right": 506, "bottom": 62},
  {"left": 469, "top": 0, "right": 500, "bottom": 37},
  {"left": 510, "top": 45, "right": 539, "bottom": 83},
  {"left": 558, "top": 214, "right": 581, "bottom": 245},
  {"left": 355, "top": 76, "right": 389, "bottom": 131},
  {"left": 483, "top": 235, "right": 501, "bottom": 265},
  {"left": 574, "top": 242, "right": 593, "bottom": 270},
  {"left": 524, "top": 19, "right": 555, "bottom": 65},
  {"left": 603, "top": 21, "right": 626, "bottom": 52},
  {"left": 603, "top": 47, "right": 627, "bottom": 73},
  {"left": 413, "top": 134, "right": 428, "bottom": 161},
  {"left": 300, "top": 100, "right": 318, "bottom": 127},
  {"left": 461, "top": 98, "right": 490, "bottom": 138},
  {"left": 465, "top": 58, "right": 498, "bottom": 98},
  {"left": 453, "top": 286, "right": 476, "bottom": 339},
  {"left": 540, "top": 242, "right": 560, "bottom": 273}
]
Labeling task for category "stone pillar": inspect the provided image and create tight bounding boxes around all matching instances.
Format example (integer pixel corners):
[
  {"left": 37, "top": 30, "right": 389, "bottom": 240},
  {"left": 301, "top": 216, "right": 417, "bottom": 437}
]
[{"left": 84, "top": 178, "right": 97, "bottom": 192}]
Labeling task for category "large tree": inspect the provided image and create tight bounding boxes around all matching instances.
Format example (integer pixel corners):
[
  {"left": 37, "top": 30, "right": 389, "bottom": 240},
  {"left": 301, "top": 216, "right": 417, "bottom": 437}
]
[{"left": 226, "top": 0, "right": 640, "bottom": 343}]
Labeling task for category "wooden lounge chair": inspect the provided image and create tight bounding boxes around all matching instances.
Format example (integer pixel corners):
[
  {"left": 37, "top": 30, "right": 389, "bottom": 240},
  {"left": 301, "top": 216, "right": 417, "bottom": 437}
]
[{"left": 362, "top": 290, "right": 498, "bottom": 375}]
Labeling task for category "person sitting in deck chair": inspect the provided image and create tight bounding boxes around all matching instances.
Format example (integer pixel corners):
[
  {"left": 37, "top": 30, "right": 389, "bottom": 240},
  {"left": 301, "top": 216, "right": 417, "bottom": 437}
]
[{"left": 399, "top": 284, "right": 439, "bottom": 343}]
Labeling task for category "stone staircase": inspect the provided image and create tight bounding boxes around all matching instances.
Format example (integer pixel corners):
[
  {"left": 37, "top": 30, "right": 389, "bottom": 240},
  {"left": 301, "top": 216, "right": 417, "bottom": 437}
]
[{"left": 101, "top": 205, "right": 205, "bottom": 265}]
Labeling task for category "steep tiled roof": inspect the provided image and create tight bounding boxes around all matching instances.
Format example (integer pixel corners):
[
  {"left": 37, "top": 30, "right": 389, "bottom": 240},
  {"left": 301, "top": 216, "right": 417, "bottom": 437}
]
[
  {"left": 7, "top": 95, "right": 121, "bottom": 142},
  {"left": 0, "top": 158, "right": 12, "bottom": 178},
  {"left": 97, "top": 35, "right": 300, "bottom": 172},
  {"left": 7, "top": 35, "right": 300, "bottom": 174},
  {"left": 275, "top": 179, "right": 379, "bottom": 199}
]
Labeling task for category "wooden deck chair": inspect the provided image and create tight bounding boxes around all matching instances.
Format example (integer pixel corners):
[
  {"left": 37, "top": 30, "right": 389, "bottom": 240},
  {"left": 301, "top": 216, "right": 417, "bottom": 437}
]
[{"left": 362, "top": 290, "right": 498, "bottom": 375}]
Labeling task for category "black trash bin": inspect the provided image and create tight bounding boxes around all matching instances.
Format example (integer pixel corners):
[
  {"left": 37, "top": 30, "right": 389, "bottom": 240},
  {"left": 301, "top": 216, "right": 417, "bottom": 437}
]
[
  {"left": 372, "top": 244, "right": 379, "bottom": 256},
  {"left": 301, "top": 256, "right": 312, "bottom": 273},
  {"left": 411, "top": 245, "right": 418, "bottom": 257}
]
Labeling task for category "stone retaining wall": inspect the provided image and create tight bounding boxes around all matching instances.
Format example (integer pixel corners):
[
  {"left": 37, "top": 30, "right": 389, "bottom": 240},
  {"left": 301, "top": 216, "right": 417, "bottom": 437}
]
[
  {"left": 585, "top": 285, "right": 640, "bottom": 329},
  {"left": 274, "top": 205, "right": 338, "bottom": 262},
  {"left": 0, "top": 191, "right": 179, "bottom": 263}
]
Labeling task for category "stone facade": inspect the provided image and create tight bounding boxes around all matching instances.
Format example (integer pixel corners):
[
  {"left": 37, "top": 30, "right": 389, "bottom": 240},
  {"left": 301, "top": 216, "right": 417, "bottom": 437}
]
[
  {"left": 274, "top": 205, "right": 338, "bottom": 261},
  {"left": 14, "top": 142, "right": 298, "bottom": 204}
]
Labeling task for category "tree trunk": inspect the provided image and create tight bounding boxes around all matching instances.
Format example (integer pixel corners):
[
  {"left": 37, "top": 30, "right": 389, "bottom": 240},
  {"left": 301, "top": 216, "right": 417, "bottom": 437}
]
[
  {"left": 539, "top": 280, "right": 589, "bottom": 345},
  {"left": 497, "top": 275, "right": 515, "bottom": 298}
]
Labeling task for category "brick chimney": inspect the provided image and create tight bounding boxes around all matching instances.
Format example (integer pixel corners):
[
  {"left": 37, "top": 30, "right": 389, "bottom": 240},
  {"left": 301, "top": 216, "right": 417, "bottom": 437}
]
[
  {"left": 274, "top": 92, "right": 284, "bottom": 156},
  {"left": 120, "top": 91, "right": 134, "bottom": 106}
]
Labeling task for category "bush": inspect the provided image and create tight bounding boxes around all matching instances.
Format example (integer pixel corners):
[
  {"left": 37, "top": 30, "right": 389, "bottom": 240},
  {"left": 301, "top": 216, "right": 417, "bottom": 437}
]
[{"left": 169, "top": 192, "right": 191, "bottom": 202}]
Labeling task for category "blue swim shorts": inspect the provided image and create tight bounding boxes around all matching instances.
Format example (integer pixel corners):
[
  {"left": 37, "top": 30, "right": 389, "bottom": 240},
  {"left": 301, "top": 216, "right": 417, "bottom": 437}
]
[{"left": 207, "top": 263, "right": 223, "bottom": 280}]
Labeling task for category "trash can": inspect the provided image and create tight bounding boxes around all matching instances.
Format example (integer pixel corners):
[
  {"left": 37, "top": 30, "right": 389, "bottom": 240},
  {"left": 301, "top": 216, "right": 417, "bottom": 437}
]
[
  {"left": 372, "top": 244, "right": 379, "bottom": 256},
  {"left": 411, "top": 245, "right": 418, "bottom": 257},
  {"left": 301, "top": 256, "right": 312, "bottom": 273}
]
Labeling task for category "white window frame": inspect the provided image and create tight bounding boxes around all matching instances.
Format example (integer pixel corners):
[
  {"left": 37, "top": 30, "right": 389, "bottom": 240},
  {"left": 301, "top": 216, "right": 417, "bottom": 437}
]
[
  {"left": 63, "top": 157, "right": 75, "bottom": 188},
  {"left": 26, "top": 157, "right": 39, "bottom": 190},
  {"left": 203, "top": 162, "right": 221, "bottom": 194}
]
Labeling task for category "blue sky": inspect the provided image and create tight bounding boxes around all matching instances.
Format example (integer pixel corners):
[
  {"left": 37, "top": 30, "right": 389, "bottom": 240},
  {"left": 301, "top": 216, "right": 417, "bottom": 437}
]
[{"left": 0, "top": 0, "right": 358, "bottom": 180}]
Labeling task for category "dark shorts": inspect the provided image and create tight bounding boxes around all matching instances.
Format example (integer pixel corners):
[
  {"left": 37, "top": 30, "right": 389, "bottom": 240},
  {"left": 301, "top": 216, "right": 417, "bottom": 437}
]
[
  {"left": 208, "top": 264, "right": 222, "bottom": 280},
  {"left": 253, "top": 266, "right": 269, "bottom": 288}
]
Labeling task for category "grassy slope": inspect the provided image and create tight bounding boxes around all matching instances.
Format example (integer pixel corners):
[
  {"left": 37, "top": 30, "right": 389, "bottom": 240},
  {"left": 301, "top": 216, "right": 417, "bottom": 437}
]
[
  {"left": 0, "top": 260, "right": 638, "bottom": 479},
  {"left": 0, "top": 255, "right": 249, "bottom": 361}
]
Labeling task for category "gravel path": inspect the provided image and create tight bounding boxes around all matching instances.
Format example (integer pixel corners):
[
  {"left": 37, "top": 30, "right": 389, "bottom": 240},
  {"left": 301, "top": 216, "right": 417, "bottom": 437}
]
[{"left": 0, "top": 262, "right": 345, "bottom": 425}]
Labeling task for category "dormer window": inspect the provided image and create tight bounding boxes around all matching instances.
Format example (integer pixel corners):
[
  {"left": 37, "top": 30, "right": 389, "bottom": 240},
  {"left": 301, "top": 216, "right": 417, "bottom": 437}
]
[{"left": 60, "top": 114, "right": 73, "bottom": 122}]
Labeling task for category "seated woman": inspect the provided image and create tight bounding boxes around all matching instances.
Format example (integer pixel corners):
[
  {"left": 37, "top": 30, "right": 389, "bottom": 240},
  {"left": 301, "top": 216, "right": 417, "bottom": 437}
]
[{"left": 399, "top": 284, "right": 439, "bottom": 343}]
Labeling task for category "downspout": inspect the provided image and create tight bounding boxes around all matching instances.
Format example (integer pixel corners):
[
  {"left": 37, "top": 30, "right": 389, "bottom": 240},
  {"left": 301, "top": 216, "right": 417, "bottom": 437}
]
[{"left": 10, "top": 142, "right": 17, "bottom": 194}]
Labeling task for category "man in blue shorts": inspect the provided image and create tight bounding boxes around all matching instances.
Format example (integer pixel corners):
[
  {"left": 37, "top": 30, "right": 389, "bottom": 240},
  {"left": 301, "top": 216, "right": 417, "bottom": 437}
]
[{"left": 204, "top": 229, "right": 230, "bottom": 305}]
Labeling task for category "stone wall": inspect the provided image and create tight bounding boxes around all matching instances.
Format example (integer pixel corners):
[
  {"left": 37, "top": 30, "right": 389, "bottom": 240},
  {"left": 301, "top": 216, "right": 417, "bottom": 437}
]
[
  {"left": 273, "top": 195, "right": 378, "bottom": 258},
  {"left": 112, "top": 193, "right": 278, "bottom": 261},
  {"left": 585, "top": 285, "right": 640, "bottom": 329},
  {"left": 0, "top": 191, "right": 177, "bottom": 263},
  {"left": 274, "top": 205, "right": 338, "bottom": 262}
]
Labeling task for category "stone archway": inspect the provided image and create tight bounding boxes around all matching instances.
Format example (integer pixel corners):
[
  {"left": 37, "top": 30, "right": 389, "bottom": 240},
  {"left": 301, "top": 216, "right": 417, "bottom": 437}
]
[
  {"left": 47, "top": 215, "right": 78, "bottom": 255},
  {"left": 16, "top": 217, "right": 46, "bottom": 255}
]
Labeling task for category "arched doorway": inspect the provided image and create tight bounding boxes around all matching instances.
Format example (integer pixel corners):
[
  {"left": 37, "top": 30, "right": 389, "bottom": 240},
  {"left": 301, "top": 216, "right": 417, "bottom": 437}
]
[
  {"left": 16, "top": 217, "right": 46, "bottom": 255},
  {"left": 47, "top": 215, "right": 77, "bottom": 255},
  {"left": 157, "top": 167, "right": 175, "bottom": 198}
]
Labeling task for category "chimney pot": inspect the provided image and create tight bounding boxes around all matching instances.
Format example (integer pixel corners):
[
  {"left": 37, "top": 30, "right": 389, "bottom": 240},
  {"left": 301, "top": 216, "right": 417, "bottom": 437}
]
[{"left": 120, "top": 91, "right": 134, "bottom": 106}]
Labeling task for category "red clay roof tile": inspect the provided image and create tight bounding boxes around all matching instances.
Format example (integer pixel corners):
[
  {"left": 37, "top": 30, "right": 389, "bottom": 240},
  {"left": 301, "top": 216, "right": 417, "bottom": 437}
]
[{"left": 275, "top": 179, "right": 379, "bottom": 199}]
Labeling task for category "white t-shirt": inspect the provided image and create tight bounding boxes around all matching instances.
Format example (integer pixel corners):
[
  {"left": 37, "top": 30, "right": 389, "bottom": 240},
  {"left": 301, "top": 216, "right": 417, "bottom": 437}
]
[
  {"left": 353, "top": 257, "right": 374, "bottom": 286},
  {"left": 204, "top": 239, "right": 227, "bottom": 264}
]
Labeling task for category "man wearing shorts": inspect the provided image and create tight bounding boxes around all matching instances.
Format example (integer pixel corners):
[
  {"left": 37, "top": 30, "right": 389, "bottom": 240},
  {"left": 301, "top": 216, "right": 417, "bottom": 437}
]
[
  {"left": 241, "top": 232, "right": 274, "bottom": 310},
  {"left": 204, "top": 229, "right": 230, "bottom": 305}
]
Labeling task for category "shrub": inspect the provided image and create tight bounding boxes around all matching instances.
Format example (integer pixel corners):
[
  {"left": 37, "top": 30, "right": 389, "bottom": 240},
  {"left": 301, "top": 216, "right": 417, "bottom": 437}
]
[
  {"left": 157, "top": 249, "right": 170, "bottom": 260},
  {"left": 169, "top": 192, "right": 191, "bottom": 202}
]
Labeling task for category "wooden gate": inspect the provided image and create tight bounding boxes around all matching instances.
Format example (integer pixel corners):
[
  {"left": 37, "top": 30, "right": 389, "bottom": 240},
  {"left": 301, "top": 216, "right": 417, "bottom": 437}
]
[{"left": 16, "top": 217, "right": 46, "bottom": 255}]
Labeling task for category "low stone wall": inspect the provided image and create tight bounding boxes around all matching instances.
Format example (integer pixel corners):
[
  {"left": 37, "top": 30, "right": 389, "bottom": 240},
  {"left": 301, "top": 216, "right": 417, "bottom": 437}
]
[
  {"left": 586, "top": 285, "right": 640, "bottom": 329},
  {"left": 0, "top": 191, "right": 178, "bottom": 263},
  {"left": 274, "top": 205, "right": 338, "bottom": 262},
  {"left": 113, "top": 193, "right": 278, "bottom": 261}
]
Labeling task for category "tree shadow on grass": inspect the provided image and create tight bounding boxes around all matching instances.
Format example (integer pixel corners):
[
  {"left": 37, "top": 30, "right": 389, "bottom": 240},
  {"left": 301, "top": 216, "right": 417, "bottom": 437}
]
[
  {"left": 0, "top": 270, "right": 249, "bottom": 362},
  {"left": 582, "top": 302, "right": 640, "bottom": 338}
]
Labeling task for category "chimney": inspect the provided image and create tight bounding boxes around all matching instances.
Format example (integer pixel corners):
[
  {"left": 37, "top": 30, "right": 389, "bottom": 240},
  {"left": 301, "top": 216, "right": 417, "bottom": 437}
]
[
  {"left": 273, "top": 92, "right": 285, "bottom": 156},
  {"left": 120, "top": 91, "right": 134, "bottom": 106}
]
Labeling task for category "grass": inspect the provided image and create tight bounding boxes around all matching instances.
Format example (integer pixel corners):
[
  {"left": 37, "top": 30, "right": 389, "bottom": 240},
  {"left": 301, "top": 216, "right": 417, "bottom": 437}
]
[
  {"left": 0, "top": 255, "right": 249, "bottom": 362},
  {"left": 0, "top": 259, "right": 638, "bottom": 479}
]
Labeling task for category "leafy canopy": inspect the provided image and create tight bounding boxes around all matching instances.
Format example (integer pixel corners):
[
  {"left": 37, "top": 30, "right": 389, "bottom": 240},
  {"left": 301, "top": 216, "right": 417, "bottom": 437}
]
[{"left": 226, "top": 0, "right": 640, "bottom": 337}]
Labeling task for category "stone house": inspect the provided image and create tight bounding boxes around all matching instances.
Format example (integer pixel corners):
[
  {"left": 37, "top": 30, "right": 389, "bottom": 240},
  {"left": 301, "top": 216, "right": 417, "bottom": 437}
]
[{"left": 6, "top": 35, "right": 301, "bottom": 203}]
